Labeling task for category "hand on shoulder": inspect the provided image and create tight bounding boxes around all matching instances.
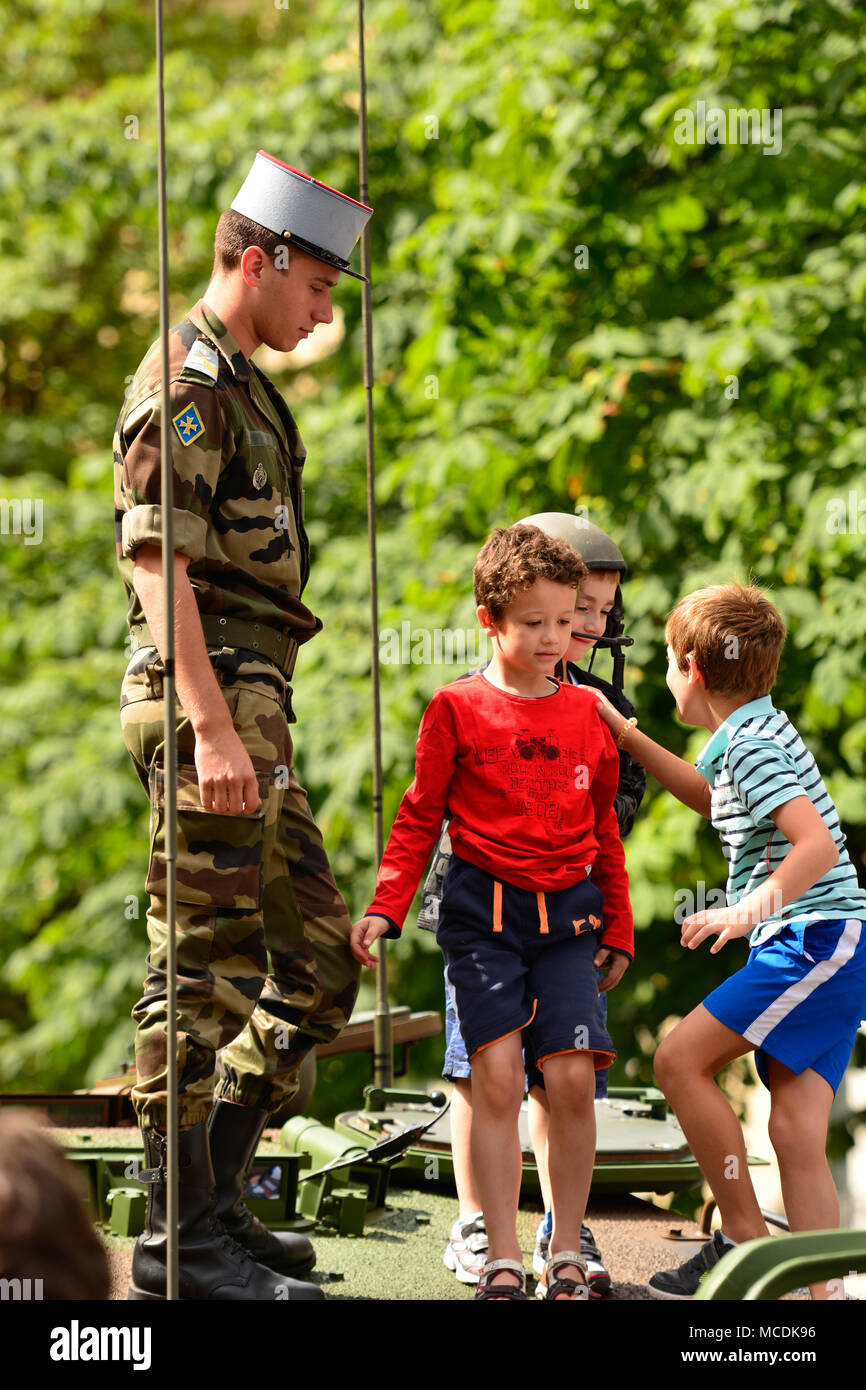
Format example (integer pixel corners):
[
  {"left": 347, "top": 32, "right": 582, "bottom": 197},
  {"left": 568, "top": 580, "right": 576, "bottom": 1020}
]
[{"left": 593, "top": 690, "right": 626, "bottom": 739}]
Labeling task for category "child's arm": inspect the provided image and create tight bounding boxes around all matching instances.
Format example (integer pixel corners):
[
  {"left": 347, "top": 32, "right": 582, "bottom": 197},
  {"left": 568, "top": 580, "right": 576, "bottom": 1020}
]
[
  {"left": 681, "top": 795, "right": 839, "bottom": 954},
  {"left": 350, "top": 691, "right": 459, "bottom": 965},
  {"left": 594, "top": 946, "right": 630, "bottom": 993},
  {"left": 586, "top": 723, "right": 634, "bottom": 964},
  {"left": 350, "top": 913, "right": 394, "bottom": 966},
  {"left": 594, "top": 692, "right": 712, "bottom": 818}
]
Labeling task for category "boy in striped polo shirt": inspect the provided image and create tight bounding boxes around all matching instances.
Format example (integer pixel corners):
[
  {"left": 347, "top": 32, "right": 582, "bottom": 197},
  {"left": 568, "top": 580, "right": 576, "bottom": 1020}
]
[{"left": 595, "top": 583, "right": 866, "bottom": 1300}]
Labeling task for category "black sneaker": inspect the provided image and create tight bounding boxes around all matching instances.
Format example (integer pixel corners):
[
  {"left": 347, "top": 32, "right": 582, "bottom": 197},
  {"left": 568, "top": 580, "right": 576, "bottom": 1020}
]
[{"left": 648, "top": 1230, "right": 734, "bottom": 1299}]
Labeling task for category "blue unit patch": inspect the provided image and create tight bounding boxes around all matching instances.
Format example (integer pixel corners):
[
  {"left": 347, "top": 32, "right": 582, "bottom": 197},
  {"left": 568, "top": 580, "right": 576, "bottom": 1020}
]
[{"left": 172, "top": 403, "right": 205, "bottom": 446}]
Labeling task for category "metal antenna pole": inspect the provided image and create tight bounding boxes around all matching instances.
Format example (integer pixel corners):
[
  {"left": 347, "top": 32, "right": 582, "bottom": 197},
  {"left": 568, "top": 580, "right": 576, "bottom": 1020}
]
[
  {"left": 358, "top": 0, "right": 392, "bottom": 1088},
  {"left": 155, "top": 0, "right": 179, "bottom": 1300}
]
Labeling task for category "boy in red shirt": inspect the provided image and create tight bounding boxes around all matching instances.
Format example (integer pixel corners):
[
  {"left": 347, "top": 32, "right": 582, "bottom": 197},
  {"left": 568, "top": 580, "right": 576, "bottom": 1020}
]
[{"left": 351, "top": 525, "right": 633, "bottom": 1300}]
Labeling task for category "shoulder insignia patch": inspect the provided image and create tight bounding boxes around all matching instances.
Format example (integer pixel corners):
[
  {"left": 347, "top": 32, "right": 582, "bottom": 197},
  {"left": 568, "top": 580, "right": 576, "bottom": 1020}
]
[
  {"left": 182, "top": 339, "right": 220, "bottom": 382},
  {"left": 172, "top": 402, "right": 206, "bottom": 446}
]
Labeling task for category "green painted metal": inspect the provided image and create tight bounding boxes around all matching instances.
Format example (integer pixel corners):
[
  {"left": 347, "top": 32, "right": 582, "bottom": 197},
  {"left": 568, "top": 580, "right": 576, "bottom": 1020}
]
[
  {"left": 388, "top": 1144, "right": 708, "bottom": 1195},
  {"left": 362, "top": 1085, "right": 446, "bottom": 1111},
  {"left": 694, "top": 1228, "right": 866, "bottom": 1300},
  {"left": 58, "top": 1132, "right": 310, "bottom": 1233},
  {"left": 331, "top": 1086, "right": 759, "bottom": 1197},
  {"left": 281, "top": 1114, "right": 392, "bottom": 1233},
  {"left": 106, "top": 1187, "right": 147, "bottom": 1238}
]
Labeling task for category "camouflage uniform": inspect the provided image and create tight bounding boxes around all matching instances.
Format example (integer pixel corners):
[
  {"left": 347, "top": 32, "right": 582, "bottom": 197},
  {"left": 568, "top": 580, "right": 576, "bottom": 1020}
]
[{"left": 114, "top": 300, "right": 360, "bottom": 1130}]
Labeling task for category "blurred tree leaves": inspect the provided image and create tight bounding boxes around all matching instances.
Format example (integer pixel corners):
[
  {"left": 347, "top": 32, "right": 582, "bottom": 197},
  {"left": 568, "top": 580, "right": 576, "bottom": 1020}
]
[{"left": 1, "top": 0, "right": 865, "bottom": 1108}]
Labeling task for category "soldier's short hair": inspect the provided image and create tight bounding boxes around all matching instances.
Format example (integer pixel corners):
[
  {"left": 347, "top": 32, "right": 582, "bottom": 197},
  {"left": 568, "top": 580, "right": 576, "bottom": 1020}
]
[
  {"left": 666, "top": 583, "right": 786, "bottom": 698},
  {"left": 213, "top": 209, "right": 293, "bottom": 276},
  {"left": 474, "top": 525, "right": 588, "bottom": 622}
]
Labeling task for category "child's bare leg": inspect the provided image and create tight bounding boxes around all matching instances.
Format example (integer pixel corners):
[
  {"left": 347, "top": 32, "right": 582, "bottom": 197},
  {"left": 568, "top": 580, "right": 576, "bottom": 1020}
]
[
  {"left": 767, "top": 1058, "right": 839, "bottom": 1300},
  {"left": 470, "top": 1032, "right": 526, "bottom": 1290},
  {"left": 450, "top": 1078, "right": 483, "bottom": 1218},
  {"left": 542, "top": 1050, "right": 597, "bottom": 1296},
  {"left": 527, "top": 1084, "right": 551, "bottom": 1212},
  {"left": 654, "top": 1005, "right": 768, "bottom": 1243}
]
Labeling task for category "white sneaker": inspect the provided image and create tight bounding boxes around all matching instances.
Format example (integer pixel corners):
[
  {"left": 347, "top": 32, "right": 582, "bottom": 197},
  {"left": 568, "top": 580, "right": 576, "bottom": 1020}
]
[{"left": 443, "top": 1212, "right": 488, "bottom": 1284}]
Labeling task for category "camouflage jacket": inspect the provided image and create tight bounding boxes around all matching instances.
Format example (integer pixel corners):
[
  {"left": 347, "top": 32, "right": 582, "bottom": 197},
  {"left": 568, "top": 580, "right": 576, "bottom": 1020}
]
[
  {"left": 415, "top": 661, "right": 646, "bottom": 935},
  {"left": 113, "top": 300, "right": 322, "bottom": 649}
]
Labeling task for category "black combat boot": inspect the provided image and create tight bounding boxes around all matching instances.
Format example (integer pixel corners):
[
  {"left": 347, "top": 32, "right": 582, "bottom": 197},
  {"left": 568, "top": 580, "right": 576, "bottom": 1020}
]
[
  {"left": 208, "top": 1099, "right": 315, "bottom": 1276},
  {"left": 127, "top": 1122, "right": 323, "bottom": 1301}
]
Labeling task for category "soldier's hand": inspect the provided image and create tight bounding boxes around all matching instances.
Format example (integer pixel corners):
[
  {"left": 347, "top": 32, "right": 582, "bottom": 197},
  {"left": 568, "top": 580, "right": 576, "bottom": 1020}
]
[
  {"left": 195, "top": 727, "right": 262, "bottom": 816},
  {"left": 350, "top": 915, "right": 392, "bottom": 967}
]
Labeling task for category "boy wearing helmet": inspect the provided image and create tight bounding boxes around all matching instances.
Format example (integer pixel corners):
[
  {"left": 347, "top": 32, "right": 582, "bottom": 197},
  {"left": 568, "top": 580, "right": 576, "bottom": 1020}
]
[{"left": 417, "top": 512, "right": 645, "bottom": 1295}]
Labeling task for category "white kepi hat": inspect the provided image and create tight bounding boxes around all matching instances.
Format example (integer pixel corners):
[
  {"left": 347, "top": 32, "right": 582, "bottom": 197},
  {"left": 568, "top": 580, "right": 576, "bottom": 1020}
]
[{"left": 231, "top": 150, "right": 373, "bottom": 281}]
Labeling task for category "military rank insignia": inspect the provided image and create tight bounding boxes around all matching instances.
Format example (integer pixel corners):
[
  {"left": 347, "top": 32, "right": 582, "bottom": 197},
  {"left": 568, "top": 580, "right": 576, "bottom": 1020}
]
[
  {"left": 172, "top": 403, "right": 206, "bottom": 447},
  {"left": 183, "top": 339, "right": 220, "bottom": 382},
  {"left": 252, "top": 462, "right": 268, "bottom": 490}
]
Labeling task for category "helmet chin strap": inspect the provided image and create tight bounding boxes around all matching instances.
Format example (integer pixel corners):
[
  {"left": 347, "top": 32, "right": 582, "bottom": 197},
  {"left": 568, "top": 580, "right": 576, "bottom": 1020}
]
[{"left": 583, "top": 632, "right": 635, "bottom": 692}]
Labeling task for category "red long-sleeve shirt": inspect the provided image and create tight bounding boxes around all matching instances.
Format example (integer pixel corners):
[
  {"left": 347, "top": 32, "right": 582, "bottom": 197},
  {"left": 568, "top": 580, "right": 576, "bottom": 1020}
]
[{"left": 367, "top": 673, "right": 634, "bottom": 955}]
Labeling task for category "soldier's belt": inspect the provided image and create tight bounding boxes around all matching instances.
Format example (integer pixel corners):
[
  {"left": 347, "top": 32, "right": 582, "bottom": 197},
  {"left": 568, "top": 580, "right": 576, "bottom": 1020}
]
[{"left": 129, "top": 615, "right": 299, "bottom": 679}]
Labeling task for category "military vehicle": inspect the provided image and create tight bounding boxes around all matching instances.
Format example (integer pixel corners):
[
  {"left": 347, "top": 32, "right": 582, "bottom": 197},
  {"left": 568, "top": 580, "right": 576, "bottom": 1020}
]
[{"left": 5, "top": 1001, "right": 862, "bottom": 1302}]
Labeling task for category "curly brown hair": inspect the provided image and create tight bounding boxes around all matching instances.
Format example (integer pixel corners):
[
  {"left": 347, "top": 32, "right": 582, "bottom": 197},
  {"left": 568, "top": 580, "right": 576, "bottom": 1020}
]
[
  {"left": 665, "top": 583, "right": 786, "bottom": 698},
  {"left": 473, "top": 525, "right": 588, "bottom": 621}
]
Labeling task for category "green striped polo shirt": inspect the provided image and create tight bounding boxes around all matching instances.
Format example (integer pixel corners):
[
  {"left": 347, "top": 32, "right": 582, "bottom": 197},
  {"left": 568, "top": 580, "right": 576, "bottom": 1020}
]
[{"left": 695, "top": 696, "right": 866, "bottom": 947}]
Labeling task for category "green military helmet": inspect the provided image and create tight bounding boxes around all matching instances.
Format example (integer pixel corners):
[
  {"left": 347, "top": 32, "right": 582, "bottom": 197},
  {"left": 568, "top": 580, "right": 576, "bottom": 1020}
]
[{"left": 517, "top": 511, "right": 627, "bottom": 578}]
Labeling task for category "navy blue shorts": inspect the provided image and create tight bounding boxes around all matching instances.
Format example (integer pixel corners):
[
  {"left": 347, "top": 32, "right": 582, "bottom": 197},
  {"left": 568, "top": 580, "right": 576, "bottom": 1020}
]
[
  {"left": 441, "top": 960, "right": 612, "bottom": 1097},
  {"left": 436, "top": 854, "right": 615, "bottom": 1072}
]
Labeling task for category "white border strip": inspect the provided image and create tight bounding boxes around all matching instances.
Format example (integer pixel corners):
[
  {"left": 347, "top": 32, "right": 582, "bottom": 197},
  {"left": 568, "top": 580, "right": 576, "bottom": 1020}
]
[{"left": 743, "top": 919, "right": 862, "bottom": 1047}]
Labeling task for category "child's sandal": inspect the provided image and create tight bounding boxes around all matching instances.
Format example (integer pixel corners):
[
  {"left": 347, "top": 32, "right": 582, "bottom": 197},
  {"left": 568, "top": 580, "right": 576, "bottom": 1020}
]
[
  {"left": 545, "top": 1250, "right": 590, "bottom": 1300},
  {"left": 474, "top": 1257, "right": 528, "bottom": 1300}
]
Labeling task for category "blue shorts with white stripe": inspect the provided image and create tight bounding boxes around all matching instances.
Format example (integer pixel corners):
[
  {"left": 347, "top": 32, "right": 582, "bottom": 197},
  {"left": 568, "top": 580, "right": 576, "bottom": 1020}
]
[{"left": 702, "top": 918, "right": 866, "bottom": 1094}]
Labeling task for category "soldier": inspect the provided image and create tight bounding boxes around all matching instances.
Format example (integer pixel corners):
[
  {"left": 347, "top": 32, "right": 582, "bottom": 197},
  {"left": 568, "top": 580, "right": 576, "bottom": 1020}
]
[{"left": 114, "top": 152, "right": 372, "bottom": 1300}]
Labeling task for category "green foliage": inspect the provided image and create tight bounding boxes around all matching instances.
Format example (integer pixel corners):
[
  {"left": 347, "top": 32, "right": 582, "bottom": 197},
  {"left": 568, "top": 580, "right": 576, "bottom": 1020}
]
[{"left": 2, "top": 0, "right": 865, "bottom": 1107}]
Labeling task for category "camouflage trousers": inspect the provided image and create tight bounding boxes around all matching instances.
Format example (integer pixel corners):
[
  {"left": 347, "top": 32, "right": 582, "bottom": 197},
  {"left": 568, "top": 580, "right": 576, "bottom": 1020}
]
[{"left": 120, "top": 644, "right": 360, "bottom": 1129}]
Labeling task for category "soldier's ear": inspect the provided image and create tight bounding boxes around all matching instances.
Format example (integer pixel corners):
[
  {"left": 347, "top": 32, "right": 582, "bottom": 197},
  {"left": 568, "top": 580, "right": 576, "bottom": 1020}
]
[{"left": 239, "top": 244, "right": 268, "bottom": 288}]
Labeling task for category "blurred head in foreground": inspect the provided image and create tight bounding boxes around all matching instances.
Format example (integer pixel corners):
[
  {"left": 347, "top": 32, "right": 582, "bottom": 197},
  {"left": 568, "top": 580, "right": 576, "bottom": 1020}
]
[{"left": 0, "top": 1109, "right": 109, "bottom": 1300}]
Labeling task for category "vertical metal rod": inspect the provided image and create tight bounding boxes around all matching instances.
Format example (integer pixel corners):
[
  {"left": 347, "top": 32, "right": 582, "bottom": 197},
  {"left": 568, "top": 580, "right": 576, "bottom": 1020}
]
[
  {"left": 155, "top": 0, "right": 179, "bottom": 1301},
  {"left": 358, "top": 0, "right": 392, "bottom": 1087}
]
